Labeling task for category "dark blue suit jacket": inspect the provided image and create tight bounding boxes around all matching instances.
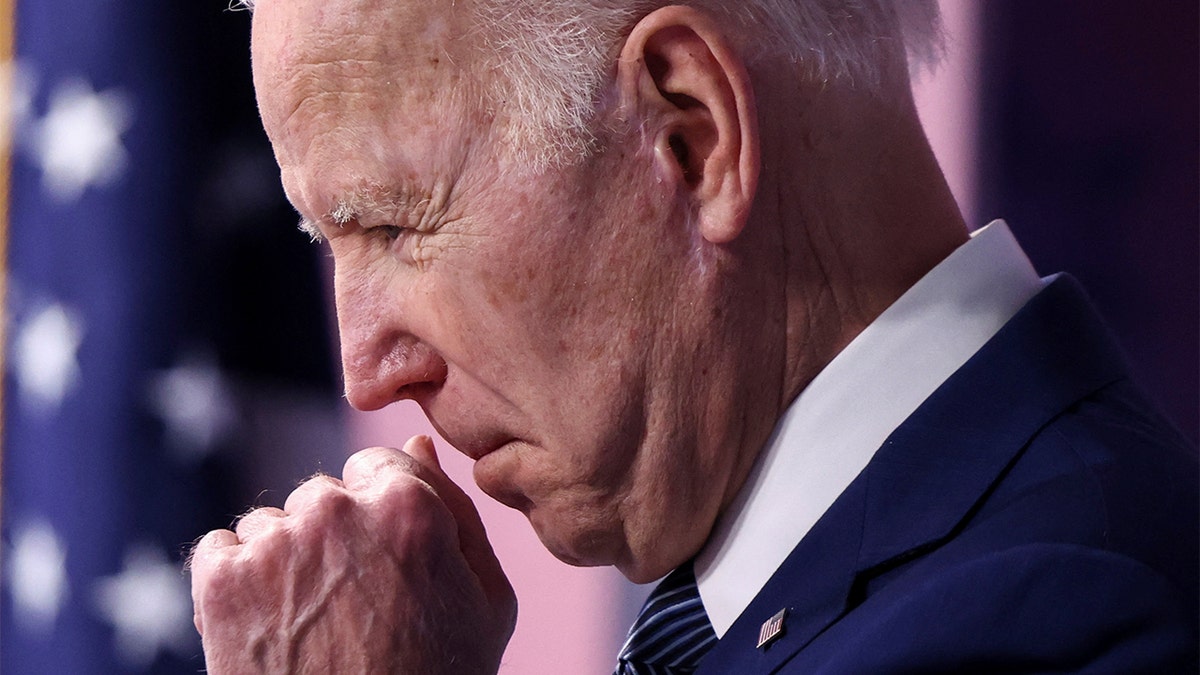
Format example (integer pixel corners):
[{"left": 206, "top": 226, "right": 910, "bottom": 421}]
[{"left": 699, "top": 275, "right": 1198, "bottom": 673}]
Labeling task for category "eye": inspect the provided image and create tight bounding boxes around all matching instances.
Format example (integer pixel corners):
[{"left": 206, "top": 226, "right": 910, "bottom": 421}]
[{"left": 376, "top": 225, "right": 404, "bottom": 241}]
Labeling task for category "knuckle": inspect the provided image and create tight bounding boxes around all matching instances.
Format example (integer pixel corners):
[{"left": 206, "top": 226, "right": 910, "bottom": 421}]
[
  {"left": 343, "top": 446, "right": 424, "bottom": 488},
  {"left": 344, "top": 446, "right": 394, "bottom": 473},
  {"left": 382, "top": 475, "right": 441, "bottom": 514},
  {"left": 284, "top": 473, "right": 345, "bottom": 513},
  {"left": 304, "top": 486, "right": 356, "bottom": 523},
  {"left": 376, "top": 479, "right": 455, "bottom": 549},
  {"left": 233, "top": 507, "right": 282, "bottom": 540},
  {"left": 298, "top": 472, "right": 343, "bottom": 493},
  {"left": 188, "top": 529, "right": 235, "bottom": 574}
]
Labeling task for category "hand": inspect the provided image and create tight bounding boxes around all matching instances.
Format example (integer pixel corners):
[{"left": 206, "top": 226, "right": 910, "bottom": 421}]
[{"left": 190, "top": 436, "right": 517, "bottom": 674}]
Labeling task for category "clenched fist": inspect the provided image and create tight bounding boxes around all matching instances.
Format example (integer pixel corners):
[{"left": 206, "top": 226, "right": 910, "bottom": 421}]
[{"left": 190, "top": 436, "right": 517, "bottom": 674}]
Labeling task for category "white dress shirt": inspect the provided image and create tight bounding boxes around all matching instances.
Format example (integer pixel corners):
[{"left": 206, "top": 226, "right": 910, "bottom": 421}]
[{"left": 695, "top": 220, "right": 1045, "bottom": 637}]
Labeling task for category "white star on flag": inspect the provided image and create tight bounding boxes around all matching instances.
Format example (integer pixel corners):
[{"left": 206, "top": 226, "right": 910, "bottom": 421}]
[
  {"left": 92, "top": 544, "right": 195, "bottom": 667},
  {"left": 29, "top": 77, "right": 134, "bottom": 202},
  {"left": 11, "top": 301, "right": 86, "bottom": 414},
  {"left": 147, "top": 353, "right": 237, "bottom": 461},
  {"left": 4, "top": 518, "right": 70, "bottom": 634}
]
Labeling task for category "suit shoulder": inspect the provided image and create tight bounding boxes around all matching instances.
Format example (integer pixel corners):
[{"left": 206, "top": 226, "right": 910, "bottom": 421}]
[
  {"left": 987, "top": 377, "right": 1198, "bottom": 582},
  {"left": 791, "top": 543, "right": 1199, "bottom": 673}
]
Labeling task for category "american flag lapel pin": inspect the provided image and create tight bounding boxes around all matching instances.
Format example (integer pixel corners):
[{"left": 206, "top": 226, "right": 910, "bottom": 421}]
[{"left": 756, "top": 608, "right": 788, "bottom": 650}]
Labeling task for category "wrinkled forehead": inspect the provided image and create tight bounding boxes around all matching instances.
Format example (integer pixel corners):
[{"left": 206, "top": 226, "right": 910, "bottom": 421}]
[{"left": 250, "top": 0, "right": 474, "bottom": 135}]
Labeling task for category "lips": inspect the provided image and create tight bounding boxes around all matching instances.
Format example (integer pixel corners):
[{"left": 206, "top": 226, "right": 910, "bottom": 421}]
[
  {"left": 470, "top": 444, "right": 533, "bottom": 514},
  {"left": 459, "top": 436, "right": 513, "bottom": 461},
  {"left": 441, "top": 427, "right": 531, "bottom": 513},
  {"left": 425, "top": 415, "right": 514, "bottom": 462}
]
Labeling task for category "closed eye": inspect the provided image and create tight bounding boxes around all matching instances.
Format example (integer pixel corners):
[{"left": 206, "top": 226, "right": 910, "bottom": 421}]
[{"left": 377, "top": 225, "right": 404, "bottom": 240}]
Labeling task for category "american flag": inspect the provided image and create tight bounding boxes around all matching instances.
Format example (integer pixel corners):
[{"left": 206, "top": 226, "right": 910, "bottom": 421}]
[{"left": 1, "top": 2, "right": 343, "bottom": 672}]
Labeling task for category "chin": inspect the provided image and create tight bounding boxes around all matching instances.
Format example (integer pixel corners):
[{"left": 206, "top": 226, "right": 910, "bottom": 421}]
[
  {"left": 526, "top": 508, "right": 626, "bottom": 571},
  {"left": 524, "top": 507, "right": 679, "bottom": 583}
]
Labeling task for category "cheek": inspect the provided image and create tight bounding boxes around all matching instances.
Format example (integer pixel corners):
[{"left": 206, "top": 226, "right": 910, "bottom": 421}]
[
  {"left": 480, "top": 253, "right": 540, "bottom": 310},
  {"left": 460, "top": 221, "right": 593, "bottom": 338}
]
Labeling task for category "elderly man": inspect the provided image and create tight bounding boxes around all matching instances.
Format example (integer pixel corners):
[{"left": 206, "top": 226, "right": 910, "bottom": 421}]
[{"left": 190, "top": 0, "right": 1198, "bottom": 672}]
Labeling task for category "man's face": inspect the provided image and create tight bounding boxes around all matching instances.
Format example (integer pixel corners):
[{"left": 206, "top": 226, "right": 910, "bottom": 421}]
[{"left": 251, "top": 0, "right": 752, "bottom": 581}]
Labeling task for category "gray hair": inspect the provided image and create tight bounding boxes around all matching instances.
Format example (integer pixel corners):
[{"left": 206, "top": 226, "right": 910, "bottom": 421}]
[
  {"left": 239, "top": 0, "right": 942, "bottom": 170},
  {"left": 475, "top": 0, "right": 941, "bottom": 170}
]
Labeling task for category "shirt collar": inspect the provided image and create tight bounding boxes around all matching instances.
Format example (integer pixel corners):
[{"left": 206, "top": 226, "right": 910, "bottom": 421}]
[{"left": 694, "top": 220, "right": 1044, "bottom": 636}]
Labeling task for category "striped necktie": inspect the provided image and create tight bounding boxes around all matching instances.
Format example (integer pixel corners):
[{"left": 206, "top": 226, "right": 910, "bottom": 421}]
[{"left": 614, "top": 562, "right": 718, "bottom": 675}]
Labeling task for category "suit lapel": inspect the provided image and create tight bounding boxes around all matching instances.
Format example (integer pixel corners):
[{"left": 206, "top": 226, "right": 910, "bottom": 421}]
[
  {"left": 698, "top": 275, "right": 1131, "bottom": 673},
  {"left": 697, "top": 475, "right": 868, "bottom": 674}
]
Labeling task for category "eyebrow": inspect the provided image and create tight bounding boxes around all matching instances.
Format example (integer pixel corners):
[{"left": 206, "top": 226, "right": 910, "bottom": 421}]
[
  {"left": 295, "top": 185, "right": 415, "bottom": 243},
  {"left": 297, "top": 217, "right": 324, "bottom": 242}
]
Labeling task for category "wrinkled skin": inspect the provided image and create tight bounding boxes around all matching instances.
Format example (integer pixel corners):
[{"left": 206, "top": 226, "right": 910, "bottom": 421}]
[
  {"left": 190, "top": 0, "right": 783, "bottom": 671},
  {"left": 191, "top": 438, "right": 516, "bottom": 674},
  {"left": 247, "top": 0, "right": 778, "bottom": 582},
  {"left": 187, "top": 0, "right": 973, "bottom": 669}
]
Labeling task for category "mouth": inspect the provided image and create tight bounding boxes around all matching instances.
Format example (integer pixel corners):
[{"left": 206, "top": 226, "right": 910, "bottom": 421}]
[
  {"left": 422, "top": 414, "right": 513, "bottom": 461},
  {"left": 423, "top": 415, "right": 531, "bottom": 509},
  {"left": 460, "top": 437, "right": 514, "bottom": 461},
  {"left": 461, "top": 437, "right": 533, "bottom": 513},
  {"left": 441, "top": 425, "right": 517, "bottom": 462},
  {"left": 473, "top": 451, "right": 533, "bottom": 514}
]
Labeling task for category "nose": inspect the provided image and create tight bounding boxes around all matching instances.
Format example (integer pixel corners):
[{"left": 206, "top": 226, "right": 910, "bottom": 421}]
[
  {"left": 341, "top": 331, "right": 448, "bottom": 410},
  {"left": 335, "top": 273, "right": 447, "bottom": 411}
]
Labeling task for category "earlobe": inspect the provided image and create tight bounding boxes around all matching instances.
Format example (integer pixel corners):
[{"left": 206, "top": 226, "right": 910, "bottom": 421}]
[{"left": 616, "top": 6, "right": 760, "bottom": 245}]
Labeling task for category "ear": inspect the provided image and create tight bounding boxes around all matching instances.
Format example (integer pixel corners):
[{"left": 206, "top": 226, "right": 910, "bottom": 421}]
[{"left": 616, "top": 5, "right": 760, "bottom": 244}]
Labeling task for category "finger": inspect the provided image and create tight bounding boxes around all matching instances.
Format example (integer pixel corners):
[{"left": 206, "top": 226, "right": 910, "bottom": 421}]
[
  {"left": 189, "top": 528, "right": 242, "bottom": 636},
  {"left": 342, "top": 444, "right": 428, "bottom": 492},
  {"left": 403, "top": 436, "right": 514, "bottom": 612},
  {"left": 191, "top": 528, "right": 239, "bottom": 563},
  {"left": 189, "top": 528, "right": 239, "bottom": 586},
  {"left": 404, "top": 434, "right": 443, "bottom": 470},
  {"left": 234, "top": 506, "right": 287, "bottom": 542},
  {"left": 283, "top": 474, "right": 345, "bottom": 514}
]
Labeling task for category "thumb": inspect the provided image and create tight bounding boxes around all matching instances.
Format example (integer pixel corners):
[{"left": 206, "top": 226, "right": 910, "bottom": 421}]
[
  {"left": 404, "top": 434, "right": 444, "bottom": 471},
  {"left": 403, "top": 436, "right": 516, "bottom": 617}
]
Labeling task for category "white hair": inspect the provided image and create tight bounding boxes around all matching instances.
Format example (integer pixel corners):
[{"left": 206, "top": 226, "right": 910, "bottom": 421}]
[
  {"left": 239, "top": 0, "right": 942, "bottom": 170},
  {"left": 471, "top": 0, "right": 942, "bottom": 170}
]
